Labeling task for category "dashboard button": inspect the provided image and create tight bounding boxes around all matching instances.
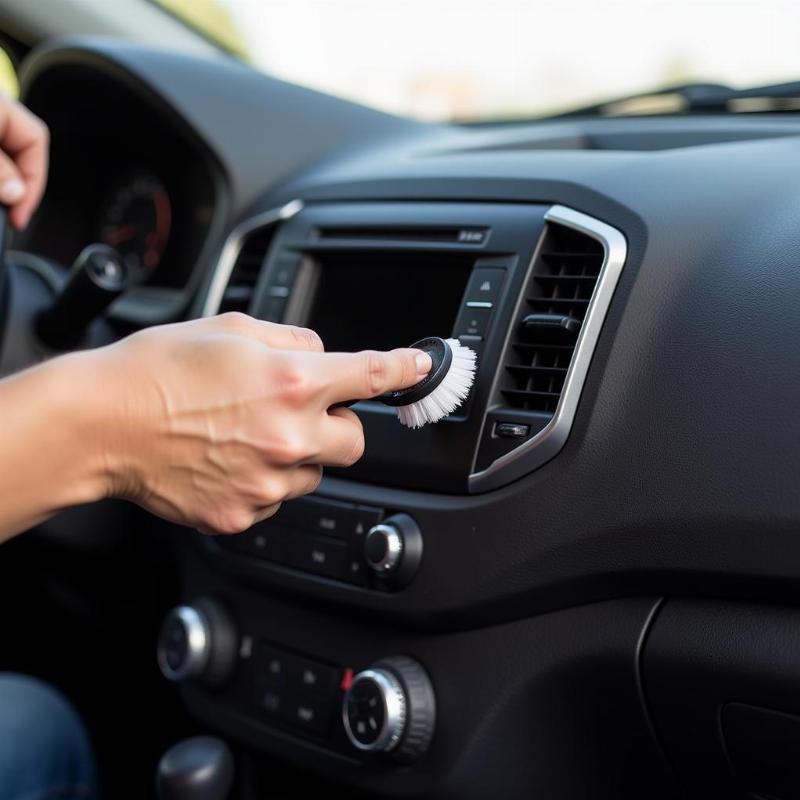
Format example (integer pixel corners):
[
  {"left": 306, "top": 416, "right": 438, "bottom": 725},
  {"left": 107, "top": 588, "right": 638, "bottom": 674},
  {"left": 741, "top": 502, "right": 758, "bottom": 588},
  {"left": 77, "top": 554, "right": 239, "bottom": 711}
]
[
  {"left": 287, "top": 533, "right": 348, "bottom": 579},
  {"left": 281, "top": 497, "right": 356, "bottom": 541},
  {"left": 256, "top": 644, "right": 293, "bottom": 684},
  {"left": 282, "top": 692, "right": 331, "bottom": 735},
  {"left": 259, "top": 295, "right": 286, "bottom": 322},
  {"left": 344, "top": 552, "right": 368, "bottom": 586},
  {"left": 454, "top": 306, "right": 492, "bottom": 339},
  {"left": 464, "top": 267, "right": 505, "bottom": 306},
  {"left": 255, "top": 684, "right": 287, "bottom": 717},
  {"left": 245, "top": 527, "right": 288, "bottom": 563},
  {"left": 269, "top": 262, "right": 299, "bottom": 294},
  {"left": 293, "top": 658, "right": 336, "bottom": 697},
  {"left": 272, "top": 255, "right": 300, "bottom": 288},
  {"left": 495, "top": 421, "right": 530, "bottom": 439}
]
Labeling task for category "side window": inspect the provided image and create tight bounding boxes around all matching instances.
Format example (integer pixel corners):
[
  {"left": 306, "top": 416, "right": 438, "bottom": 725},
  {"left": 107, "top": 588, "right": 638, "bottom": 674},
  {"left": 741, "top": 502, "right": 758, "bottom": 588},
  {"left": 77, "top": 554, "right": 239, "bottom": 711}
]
[{"left": 0, "top": 47, "right": 17, "bottom": 97}]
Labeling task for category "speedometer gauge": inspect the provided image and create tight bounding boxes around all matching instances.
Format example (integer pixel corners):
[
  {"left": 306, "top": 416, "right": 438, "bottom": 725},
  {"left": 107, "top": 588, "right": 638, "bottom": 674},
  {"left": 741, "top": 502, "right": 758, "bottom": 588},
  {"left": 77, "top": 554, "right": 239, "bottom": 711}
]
[{"left": 98, "top": 171, "right": 172, "bottom": 276}]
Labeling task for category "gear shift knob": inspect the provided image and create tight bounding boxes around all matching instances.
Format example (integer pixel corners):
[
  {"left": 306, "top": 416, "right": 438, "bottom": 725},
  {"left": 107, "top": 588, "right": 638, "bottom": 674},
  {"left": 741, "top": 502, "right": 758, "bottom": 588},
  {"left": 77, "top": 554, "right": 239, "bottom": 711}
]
[{"left": 156, "top": 736, "right": 234, "bottom": 800}]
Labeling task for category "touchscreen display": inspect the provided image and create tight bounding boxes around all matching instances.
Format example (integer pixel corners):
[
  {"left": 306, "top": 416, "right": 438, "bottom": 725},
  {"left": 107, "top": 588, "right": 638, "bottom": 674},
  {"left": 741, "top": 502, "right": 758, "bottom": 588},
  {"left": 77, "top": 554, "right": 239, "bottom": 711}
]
[{"left": 305, "top": 251, "right": 473, "bottom": 353}]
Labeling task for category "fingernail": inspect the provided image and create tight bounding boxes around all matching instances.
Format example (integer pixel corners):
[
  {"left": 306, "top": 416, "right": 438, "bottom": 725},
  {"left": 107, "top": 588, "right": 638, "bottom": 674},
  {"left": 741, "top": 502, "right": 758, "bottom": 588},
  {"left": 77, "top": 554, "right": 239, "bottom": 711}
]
[
  {"left": 415, "top": 351, "right": 432, "bottom": 376},
  {"left": 0, "top": 178, "right": 25, "bottom": 203}
]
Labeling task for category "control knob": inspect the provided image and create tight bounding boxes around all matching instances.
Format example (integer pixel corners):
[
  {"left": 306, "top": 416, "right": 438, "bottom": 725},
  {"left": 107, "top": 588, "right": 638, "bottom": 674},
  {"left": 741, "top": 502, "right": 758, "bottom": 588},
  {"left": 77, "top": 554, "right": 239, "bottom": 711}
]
[
  {"left": 363, "top": 514, "right": 423, "bottom": 587},
  {"left": 157, "top": 598, "right": 237, "bottom": 688},
  {"left": 343, "top": 655, "right": 435, "bottom": 763}
]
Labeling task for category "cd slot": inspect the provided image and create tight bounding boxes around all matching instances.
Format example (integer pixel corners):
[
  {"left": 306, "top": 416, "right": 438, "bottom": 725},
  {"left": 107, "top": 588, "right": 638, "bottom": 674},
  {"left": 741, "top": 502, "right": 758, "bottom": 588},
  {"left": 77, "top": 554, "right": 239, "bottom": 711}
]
[{"left": 311, "top": 225, "right": 489, "bottom": 245}]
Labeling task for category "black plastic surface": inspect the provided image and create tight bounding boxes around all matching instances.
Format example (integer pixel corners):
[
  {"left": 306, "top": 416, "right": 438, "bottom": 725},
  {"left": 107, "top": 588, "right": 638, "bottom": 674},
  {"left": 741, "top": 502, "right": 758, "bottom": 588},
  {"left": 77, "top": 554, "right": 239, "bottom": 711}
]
[
  {"left": 179, "top": 555, "right": 673, "bottom": 799},
  {"left": 643, "top": 599, "right": 800, "bottom": 799},
  {"left": 723, "top": 703, "right": 800, "bottom": 800}
]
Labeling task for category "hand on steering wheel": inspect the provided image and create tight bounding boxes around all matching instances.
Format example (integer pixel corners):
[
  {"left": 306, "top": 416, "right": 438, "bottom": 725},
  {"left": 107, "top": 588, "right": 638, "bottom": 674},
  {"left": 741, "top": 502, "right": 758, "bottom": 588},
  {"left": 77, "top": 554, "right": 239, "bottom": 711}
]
[{"left": 0, "top": 95, "right": 48, "bottom": 231}]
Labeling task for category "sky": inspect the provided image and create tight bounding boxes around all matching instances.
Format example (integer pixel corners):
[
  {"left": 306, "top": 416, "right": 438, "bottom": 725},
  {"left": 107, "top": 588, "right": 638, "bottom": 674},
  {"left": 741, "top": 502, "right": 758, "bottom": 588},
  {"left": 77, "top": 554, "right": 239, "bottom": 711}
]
[{"left": 218, "top": 0, "right": 800, "bottom": 121}]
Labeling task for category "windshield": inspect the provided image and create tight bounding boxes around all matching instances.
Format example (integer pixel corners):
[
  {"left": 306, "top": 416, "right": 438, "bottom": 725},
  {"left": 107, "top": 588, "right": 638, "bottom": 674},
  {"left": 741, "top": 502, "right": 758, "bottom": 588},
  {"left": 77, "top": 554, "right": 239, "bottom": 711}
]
[{"left": 155, "top": 0, "right": 800, "bottom": 122}]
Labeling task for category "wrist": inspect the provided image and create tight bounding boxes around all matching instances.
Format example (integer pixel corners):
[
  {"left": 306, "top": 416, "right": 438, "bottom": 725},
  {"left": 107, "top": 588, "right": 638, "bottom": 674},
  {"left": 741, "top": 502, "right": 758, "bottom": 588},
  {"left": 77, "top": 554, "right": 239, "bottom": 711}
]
[{"left": 47, "top": 347, "right": 138, "bottom": 505}]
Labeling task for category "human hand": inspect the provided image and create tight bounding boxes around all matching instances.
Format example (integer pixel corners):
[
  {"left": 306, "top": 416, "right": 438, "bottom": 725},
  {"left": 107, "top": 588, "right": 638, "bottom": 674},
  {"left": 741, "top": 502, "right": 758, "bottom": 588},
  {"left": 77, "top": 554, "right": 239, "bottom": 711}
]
[
  {"left": 0, "top": 95, "right": 48, "bottom": 230},
  {"left": 91, "top": 313, "right": 431, "bottom": 534}
]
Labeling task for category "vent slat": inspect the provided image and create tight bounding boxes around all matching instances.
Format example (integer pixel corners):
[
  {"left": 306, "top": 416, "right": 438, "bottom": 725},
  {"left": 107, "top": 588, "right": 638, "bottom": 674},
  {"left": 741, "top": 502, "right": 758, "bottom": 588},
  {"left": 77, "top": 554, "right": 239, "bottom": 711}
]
[
  {"left": 507, "top": 365, "right": 568, "bottom": 376},
  {"left": 500, "top": 223, "right": 604, "bottom": 413},
  {"left": 502, "top": 389, "right": 562, "bottom": 400}
]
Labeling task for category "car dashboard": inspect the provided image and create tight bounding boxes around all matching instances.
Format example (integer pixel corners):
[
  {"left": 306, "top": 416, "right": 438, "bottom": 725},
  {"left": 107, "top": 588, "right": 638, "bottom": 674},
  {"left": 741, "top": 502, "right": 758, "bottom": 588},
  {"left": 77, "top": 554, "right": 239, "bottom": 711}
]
[{"left": 6, "top": 36, "right": 800, "bottom": 800}]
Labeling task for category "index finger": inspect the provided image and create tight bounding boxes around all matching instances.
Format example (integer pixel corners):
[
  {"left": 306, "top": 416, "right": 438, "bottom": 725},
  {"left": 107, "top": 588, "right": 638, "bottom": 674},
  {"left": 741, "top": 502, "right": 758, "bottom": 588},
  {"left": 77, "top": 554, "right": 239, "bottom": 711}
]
[
  {"left": 209, "top": 313, "right": 324, "bottom": 352},
  {"left": 319, "top": 348, "right": 432, "bottom": 404}
]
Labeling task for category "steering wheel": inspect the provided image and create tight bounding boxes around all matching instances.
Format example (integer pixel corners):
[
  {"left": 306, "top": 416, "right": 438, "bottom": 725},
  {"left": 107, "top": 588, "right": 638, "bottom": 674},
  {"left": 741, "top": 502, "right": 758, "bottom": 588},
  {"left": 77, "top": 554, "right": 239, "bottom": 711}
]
[{"left": 0, "top": 215, "right": 129, "bottom": 376}]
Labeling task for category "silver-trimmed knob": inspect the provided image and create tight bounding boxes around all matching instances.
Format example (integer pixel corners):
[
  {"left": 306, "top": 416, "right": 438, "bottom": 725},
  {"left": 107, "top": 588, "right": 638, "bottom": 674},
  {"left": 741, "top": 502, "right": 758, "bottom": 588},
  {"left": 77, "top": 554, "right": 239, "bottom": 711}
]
[
  {"left": 157, "top": 599, "right": 238, "bottom": 687},
  {"left": 365, "top": 523, "right": 404, "bottom": 574},
  {"left": 158, "top": 605, "right": 210, "bottom": 682},
  {"left": 342, "top": 656, "right": 436, "bottom": 763},
  {"left": 343, "top": 668, "right": 407, "bottom": 753}
]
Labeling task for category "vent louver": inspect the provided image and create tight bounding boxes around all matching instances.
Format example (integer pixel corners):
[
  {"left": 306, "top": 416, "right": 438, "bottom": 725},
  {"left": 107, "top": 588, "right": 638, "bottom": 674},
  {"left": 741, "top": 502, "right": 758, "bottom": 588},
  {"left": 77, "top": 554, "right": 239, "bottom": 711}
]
[
  {"left": 501, "top": 223, "right": 605, "bottom": 413},
  {"left": 217, "top": 227, "right": 274, "bottom": 315}
]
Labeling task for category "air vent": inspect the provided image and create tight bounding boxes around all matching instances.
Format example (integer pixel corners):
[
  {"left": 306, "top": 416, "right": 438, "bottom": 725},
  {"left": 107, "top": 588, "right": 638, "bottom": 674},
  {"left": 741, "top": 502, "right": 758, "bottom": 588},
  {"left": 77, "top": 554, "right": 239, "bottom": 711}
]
[
  {"left": 217, "top": 227, "right": 275, "bottom": 314},
  {"left": 501, "top": 223, "right": 605, "bottom": 413}
]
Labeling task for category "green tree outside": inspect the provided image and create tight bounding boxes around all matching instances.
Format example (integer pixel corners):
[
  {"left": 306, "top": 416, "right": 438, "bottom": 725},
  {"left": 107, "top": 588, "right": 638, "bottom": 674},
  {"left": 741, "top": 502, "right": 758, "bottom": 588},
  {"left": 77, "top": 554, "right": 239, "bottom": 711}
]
[{"left": 154, "top": 0, "right": 249, "bottom": 59}]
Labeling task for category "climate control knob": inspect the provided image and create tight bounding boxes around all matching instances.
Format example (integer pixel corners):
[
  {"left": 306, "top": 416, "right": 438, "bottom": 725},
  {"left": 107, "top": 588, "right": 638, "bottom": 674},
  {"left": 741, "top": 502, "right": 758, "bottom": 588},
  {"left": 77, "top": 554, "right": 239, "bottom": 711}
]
[
  {"left": 343, "top": 656, "right": 435, "bottom": 763},
  {"left": 363, "top": 514, "right": 423, "bottom": 587},
  {"left": 157, "top": 598, "right": 237, "bottom": 688}
]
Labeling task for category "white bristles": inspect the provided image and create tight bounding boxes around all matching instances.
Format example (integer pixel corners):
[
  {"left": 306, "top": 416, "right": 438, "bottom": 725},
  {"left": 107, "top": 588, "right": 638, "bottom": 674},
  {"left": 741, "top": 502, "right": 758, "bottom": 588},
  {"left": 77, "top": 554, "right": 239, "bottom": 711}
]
[{"left": 397, "top": 338, "right": 477, "bottom": 429}]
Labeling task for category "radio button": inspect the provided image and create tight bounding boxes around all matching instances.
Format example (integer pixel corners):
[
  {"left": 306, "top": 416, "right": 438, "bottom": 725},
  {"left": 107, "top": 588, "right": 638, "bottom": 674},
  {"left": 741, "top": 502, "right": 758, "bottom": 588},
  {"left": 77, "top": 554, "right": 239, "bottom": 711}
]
[
  {"left": 287, "top": 533, "right": 348, "bottom": 579},
  {"left": 259, "top": 295, "right": 286, "bottom": 322},
  {"left": 344, "top": 556, "right": 367, "bottom": 586},
  {"left": 454, "top": 306, "right": 492, "bottom": 339},
  {"left": 281, "top": 497, "right": 354, "bottom": 540},
  {"left": 272, "top": 257, "right": 300, "bottom": 288},
  {"left": 255, "top": 683, "right": 288, "bottom": 717},
  {"left": 353, "top": 505, "right": 383, "bottom": 537},
  {"left": 293, "top": 658, "right": 337, "bottom": 697},
  {"left": 464, "top": 268, "right": 505, "bottom": 306},
  {"left": 269, "top": 260, "right": 300, "bottom": 289},
  {"left": 246, "top": 527, "right": 288, "bottom": 563},
  {"left": 282, "top": 692, "right": 331, "bottom": 735}
]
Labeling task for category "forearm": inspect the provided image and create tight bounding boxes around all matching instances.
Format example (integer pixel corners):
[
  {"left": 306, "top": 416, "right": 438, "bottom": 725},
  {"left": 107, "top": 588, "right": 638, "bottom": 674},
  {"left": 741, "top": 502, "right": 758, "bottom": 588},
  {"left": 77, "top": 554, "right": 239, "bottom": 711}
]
[{"left": 0, "top": 352, "right": 111, "bottom": 542}]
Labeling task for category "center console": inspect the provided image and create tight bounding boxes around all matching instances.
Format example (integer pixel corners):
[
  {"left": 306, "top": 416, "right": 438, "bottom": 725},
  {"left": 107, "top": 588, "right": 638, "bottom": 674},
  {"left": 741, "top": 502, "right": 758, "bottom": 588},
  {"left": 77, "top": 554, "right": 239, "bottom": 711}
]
[
  {"left": 162, "top": 199, "right": 629, "bottom": 796},
  {"left": 210, "top": 201, "right": 625, "bottom": 494}
]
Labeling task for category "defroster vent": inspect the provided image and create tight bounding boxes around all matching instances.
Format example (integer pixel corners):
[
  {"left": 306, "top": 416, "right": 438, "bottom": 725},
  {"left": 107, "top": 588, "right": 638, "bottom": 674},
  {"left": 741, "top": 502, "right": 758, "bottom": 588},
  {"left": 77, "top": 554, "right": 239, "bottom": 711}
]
[{"left": 502, "top": 222, "right": 605, "bottom": 413}]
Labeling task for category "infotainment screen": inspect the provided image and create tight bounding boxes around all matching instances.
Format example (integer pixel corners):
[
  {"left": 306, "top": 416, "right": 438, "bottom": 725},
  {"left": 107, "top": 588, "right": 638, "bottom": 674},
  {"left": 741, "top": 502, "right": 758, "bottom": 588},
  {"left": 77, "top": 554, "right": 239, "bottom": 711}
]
[{"left": 304, "top": 251, "right": 474, "bottom": 353}]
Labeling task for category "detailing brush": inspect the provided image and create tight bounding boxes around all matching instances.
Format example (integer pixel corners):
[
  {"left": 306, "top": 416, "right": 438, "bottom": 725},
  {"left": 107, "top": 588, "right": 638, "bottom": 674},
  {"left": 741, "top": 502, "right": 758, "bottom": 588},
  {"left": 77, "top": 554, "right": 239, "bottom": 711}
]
[{"left": 379, "top": 336, "right": 477, "bottom": 428}]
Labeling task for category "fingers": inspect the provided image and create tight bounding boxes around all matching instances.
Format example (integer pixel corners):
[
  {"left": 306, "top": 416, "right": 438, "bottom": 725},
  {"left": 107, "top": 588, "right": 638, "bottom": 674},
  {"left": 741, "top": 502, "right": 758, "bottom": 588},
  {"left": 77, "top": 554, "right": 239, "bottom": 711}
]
[
  {"left": 320, "top": 348, "right": 433, "bottom": 404},
  {"left": 317, "top": 407, "right": 365, "bottom": 467},
  {"left": 0, "top": 149, "right": 25, "bottom": 217},
  {"left": 247, "top": 465, "right": 322, "bottom": 525},
  {"left": 250, "top": 503, "right": 283, "bottom": 526},
  {"left": 211, "top": 464, "right": 322, "bottom": 534},
  {"left": 0, "top": 99, "right": 48, "bottom": 230},
  {"left": 213, "top": 312, "right": 324, "bottom": 352},
  {"left": 284, "top": 463, "right": 323, "bottom": 499}
]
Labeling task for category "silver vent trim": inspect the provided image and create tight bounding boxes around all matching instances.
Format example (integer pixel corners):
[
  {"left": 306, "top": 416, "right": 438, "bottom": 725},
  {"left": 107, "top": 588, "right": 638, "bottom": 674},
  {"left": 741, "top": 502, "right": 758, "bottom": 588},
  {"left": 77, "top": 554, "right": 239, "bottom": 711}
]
[
  {"left": 469, "top": 205, "right": 627, "bottom": 492},
  {"left": 201, "top": 199, "right": 303, "bottom": 317}
]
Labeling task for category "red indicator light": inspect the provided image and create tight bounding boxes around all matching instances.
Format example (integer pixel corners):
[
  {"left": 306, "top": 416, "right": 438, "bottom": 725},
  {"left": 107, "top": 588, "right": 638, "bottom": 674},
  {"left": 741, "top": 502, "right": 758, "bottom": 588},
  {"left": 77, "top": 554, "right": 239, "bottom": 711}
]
[{"left": 340, "top": 667, "right": 354, "bottom": 691}]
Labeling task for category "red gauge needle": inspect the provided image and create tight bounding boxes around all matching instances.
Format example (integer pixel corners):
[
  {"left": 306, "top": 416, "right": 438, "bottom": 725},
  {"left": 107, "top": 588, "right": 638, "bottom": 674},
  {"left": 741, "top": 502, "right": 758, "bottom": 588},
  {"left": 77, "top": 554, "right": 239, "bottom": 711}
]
[{"left": 104, "top": 224, "right": 137, "bottom": 246}]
